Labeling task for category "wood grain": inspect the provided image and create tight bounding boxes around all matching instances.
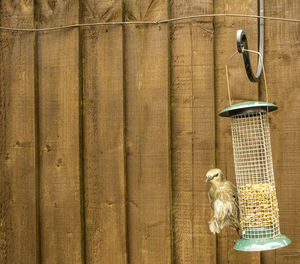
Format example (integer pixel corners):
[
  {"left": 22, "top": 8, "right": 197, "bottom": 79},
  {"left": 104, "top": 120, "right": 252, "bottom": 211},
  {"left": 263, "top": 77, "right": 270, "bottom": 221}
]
[
  {"left": 0, "top": 1, "right": 37, "bottom": 263},
  {"left": 81, "top": 0, "right": 127, "bottom": 263},
  {"left": 124, "top": 0, "right": 171, "bottom": 263},
  {"left": 170, "top": 0, "right": 216, "bottom": 263},
  {"left": 214, "top": 0, "right": 260, "bottom": 263},
  {"left": 37, "top": 1, "right": 83, "bottom": 263},
  {"left": 0, "top": 1, "right": 299, "bottom": 263},
  {"left": 262, "top": 1, "right": 300, "bottom": 263}
]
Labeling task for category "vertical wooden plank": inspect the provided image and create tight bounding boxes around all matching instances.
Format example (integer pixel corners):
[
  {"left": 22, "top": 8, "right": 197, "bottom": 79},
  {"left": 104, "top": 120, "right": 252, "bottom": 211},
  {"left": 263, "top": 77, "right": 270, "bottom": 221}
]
[
  {"left": 124, "top": 0, "right": 171, "bottom": 263},
  {"left": 37, "top": 1, "right": 82, "bottom": 263},
  {"left": 214, "top": 0, "right": 260, "bottom": 263},
  {"left": 0, "top": 1, "right": 37, "bottom": 263},
  {"left": 262, "top": 1, "right": 300, "bottom": 263},
  {"left": 170, "top": 0, "right": 216, "bottom": 263},
  {"left": 81, "top": 1, "right": 127, "bottom": 263}
]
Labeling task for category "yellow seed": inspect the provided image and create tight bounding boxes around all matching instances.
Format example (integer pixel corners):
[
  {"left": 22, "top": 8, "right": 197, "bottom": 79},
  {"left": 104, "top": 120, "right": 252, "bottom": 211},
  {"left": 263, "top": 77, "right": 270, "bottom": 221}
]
[{"left": 238, "top": 183, "right": 279, "bottom": 228}]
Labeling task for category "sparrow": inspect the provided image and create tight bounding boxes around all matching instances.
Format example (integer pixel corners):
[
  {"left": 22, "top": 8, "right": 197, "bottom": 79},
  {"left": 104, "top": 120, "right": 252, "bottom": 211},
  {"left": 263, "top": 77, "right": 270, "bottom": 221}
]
[{"left": 206, "top": 168, "right": 240, "bottom": 234}]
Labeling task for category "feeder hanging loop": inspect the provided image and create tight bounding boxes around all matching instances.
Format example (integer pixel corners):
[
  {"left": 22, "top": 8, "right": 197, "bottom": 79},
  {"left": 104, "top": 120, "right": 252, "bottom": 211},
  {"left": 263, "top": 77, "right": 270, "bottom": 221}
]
[{"left": 237, "top": 0, "right": 264, "bottom": 82}]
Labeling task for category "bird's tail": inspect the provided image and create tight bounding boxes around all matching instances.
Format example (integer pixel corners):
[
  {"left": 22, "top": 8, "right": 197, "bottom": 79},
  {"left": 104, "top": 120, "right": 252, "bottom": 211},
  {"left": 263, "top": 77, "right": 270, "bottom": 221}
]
[{"left": 209, "top": 217, "right": 221, "bottom": 234}]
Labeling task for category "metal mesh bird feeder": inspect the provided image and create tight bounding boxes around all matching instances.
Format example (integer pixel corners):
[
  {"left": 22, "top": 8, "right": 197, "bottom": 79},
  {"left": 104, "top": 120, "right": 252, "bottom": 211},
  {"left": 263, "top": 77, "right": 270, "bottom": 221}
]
[{"left": 219, "top": 31, "right": 291, "bottom": 251}]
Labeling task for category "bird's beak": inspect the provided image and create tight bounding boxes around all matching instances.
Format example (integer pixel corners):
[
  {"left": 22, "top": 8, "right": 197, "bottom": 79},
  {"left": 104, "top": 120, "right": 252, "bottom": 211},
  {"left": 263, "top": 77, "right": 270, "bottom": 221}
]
[{"left": 205, "top": 175, "right": 213, "bottom": 182}]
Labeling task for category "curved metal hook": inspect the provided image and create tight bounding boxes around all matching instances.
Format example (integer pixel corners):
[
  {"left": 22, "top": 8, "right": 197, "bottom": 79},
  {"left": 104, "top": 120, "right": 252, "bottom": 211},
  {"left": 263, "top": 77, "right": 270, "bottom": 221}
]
[{"left": 237, "top": 0, "right": 264, "bottom": 82}]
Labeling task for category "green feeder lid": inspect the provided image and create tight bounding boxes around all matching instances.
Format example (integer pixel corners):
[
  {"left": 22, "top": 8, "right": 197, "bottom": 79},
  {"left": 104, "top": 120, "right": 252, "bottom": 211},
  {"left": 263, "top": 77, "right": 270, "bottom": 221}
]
[{"left": 219, "top": 101, "right": 278, "bottom": 117}]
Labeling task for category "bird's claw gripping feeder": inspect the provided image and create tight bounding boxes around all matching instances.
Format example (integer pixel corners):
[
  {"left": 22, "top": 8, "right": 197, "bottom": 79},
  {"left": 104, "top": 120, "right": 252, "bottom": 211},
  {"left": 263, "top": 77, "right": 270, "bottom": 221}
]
[{"left": 219, "top": 30, "right": 291, "bottom": 251}]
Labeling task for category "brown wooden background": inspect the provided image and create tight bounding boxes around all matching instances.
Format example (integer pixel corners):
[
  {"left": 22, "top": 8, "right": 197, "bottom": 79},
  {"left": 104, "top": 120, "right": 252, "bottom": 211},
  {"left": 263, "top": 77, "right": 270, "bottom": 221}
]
[{"left": 0, "top": 0, "right": 299, "bottom": 263}]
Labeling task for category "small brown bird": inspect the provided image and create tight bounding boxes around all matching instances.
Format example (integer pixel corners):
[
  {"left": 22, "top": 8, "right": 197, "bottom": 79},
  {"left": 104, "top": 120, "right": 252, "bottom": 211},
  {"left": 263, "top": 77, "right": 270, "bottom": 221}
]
[{"left": 206, "top": 168, "right": 240, "bottom": 234}]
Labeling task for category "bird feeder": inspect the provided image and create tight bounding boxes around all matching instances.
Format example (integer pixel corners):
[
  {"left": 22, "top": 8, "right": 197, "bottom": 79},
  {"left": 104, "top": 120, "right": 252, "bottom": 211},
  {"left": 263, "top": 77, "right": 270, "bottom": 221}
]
[
  {"left": 219, "top": 30, "right": 291, "bottom": 251},
  {"left": 220, "top": 102, "right": 290, "bottom": 251}
]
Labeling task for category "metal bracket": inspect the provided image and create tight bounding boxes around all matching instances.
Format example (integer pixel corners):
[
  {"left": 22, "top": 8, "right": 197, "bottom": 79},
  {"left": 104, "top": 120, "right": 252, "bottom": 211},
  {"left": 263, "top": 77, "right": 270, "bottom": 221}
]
[{"left": 237, "top": 0, "right": 264, "bottom": 82}]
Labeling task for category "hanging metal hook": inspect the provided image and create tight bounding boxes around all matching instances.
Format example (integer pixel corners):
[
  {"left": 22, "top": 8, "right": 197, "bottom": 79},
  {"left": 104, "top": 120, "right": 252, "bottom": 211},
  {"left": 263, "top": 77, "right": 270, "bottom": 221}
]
[{"left": 237, "top": 0, "right": 264, "bottom": 82}]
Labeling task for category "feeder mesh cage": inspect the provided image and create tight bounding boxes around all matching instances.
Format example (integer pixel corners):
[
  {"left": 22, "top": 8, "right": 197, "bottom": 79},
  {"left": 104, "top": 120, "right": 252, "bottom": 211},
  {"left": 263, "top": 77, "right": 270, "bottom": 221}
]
[{"left": 231, "top": 110, "right": 280, "bottom": 239}]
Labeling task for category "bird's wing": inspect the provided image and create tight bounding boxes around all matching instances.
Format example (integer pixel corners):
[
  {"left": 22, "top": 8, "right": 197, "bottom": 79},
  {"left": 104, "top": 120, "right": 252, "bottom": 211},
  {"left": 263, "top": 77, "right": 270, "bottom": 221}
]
[
  {"left": 225, "top": 181, "right": 240, "bottom": 229},
  {"left": 227, "top": 181, "right": 239, "bottom": 209}
]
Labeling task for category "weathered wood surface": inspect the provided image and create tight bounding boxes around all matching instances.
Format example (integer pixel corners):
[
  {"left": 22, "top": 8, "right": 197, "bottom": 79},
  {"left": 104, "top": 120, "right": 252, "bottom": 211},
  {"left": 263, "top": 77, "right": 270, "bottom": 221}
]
[
  {"left": 0, "top": 0, "right": 299, "bottom": 263},
  {"left": 82, "top": 0, "right": 127, "bottom": 263},
  {"left": 37, "top": 0, "right": 83, "bottom": 263},
  {"left": 170, "top": 0, "right": 216, "bottom": 263},
  {"left": 261, "top": 1, "right": 300, "bottom": 263},
  {"left": 124, "top": 0, "right": 171, "bottom": 263},
  {"left": 214, "top": 0, "right": 260, "bottom": 263},
  {"left": 0, "top": 1, "right": 37, "bottom": 263}
]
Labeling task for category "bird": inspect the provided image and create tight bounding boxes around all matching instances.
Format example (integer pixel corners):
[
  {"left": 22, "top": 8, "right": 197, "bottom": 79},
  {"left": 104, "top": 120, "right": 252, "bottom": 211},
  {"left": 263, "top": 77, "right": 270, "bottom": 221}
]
[{"left": 206, "top": 168, "right": 240, "bottom": 234}]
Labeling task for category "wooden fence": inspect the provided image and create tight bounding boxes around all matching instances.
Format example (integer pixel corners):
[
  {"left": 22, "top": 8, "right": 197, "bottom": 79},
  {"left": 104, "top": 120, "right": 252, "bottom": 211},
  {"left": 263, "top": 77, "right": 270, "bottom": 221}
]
[{"left": 0, "top": 0, "right": 299, "bottom": 263}]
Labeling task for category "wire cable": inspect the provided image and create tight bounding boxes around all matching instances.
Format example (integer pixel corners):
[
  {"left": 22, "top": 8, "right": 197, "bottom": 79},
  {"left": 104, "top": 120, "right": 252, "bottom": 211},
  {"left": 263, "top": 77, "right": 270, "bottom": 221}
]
[{"left": 0, "top": 13, "right": 300, "bottom": 32}]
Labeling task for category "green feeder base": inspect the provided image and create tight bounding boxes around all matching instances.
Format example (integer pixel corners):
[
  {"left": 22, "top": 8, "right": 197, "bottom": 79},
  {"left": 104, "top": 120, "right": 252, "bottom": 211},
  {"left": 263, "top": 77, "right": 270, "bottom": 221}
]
[{"left": 234, "top": 234, "right": 291, "bottom": 252}]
